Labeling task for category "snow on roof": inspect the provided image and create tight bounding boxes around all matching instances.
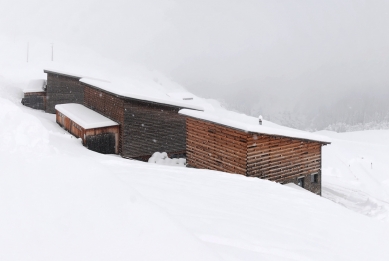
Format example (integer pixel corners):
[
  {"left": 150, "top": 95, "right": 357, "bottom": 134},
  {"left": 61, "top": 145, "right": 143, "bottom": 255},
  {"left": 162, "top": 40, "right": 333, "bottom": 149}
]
[
  {"left": 23, "top": 79, "right": 46, "bottom": 93},
  {"left": 80, "top": 78, "right": 204, "bottom": 111},
  {"left": 55, "top": 103, "right": 118, "bottom": 129},
  {"left": 179, "top": 109, "right": 331, "bottom": 144},
  {"left": 44, "top": 68, "right": 109, "bottom": 82}
]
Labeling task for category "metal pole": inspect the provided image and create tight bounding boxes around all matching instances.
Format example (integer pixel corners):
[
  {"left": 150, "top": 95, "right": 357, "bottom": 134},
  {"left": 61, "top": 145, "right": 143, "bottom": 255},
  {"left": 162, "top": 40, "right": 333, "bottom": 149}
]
[
  {"left": 51, "top": 43, "right": 54, "bottom": 61},
  {"left": 27, "top": 42, "right": 29, "bottom": 63}
]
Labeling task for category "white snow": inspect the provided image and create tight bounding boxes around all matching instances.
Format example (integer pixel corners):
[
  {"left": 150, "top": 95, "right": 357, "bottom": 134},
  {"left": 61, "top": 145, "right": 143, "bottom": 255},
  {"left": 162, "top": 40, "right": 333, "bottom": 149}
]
[
  {"left": 148, "top": 152, "right": 186, "bottom": 167},
  {"left": 1, "top": 92, "right": 389, "bottom": 260},
  {"left": 44, "top": 68, "right": 110, "bottom": 82},
  {"left": 55, "top": 103, "right": 118, "bottom": 129},
  {"left": 180, "top": 109, "right": 331, "bottom": 144},
  {"left": 1, "top": 36, "right": 389, "bottom": 260},
  {"left": 80, "top": 78, "right": 204, "bottom": 111},
  {"left": 320, "top": 130, "right": 389, "bottom": 223},
  {"left": 23, "top": 79, "right": 46, "bottom": 93}
]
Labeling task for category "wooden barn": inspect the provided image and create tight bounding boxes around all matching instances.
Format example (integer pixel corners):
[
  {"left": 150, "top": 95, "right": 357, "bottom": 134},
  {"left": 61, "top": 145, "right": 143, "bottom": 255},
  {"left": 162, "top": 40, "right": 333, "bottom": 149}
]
[
  {"left": 21, "top": 79, "right": 47, "bottom": 110},
  {"left": 179, "top": 109, "right": 331, "bottom": 195},
  {"left": 80, "top": 78, "right": 202, "bottom": 160},
  {"left": 55, "top": 103, "right": 119, "bottom": 154},
  {"left": 44, "top": 70, "right": 88, "bottom": 114},
  {"left": 29, "top": 69, "right": 202, "bottom": 159}
]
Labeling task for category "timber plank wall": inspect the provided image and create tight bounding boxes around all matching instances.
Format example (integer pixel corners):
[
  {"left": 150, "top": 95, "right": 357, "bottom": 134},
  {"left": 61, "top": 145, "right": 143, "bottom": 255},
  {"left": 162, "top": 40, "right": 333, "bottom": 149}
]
[
  {"left": 123, "top": 100, "right": 186, "bottom": 159},
  {"left": 186, "top": 117, "right": 323, "bottom": 195},
  {"left": 22, "top": 92, "right": 46, "bottom": 110},
  {"left": 56, "top": 110, "right": 119, "bottom": 154},
  {"left": 83, "top": 82, "right": 187, "bottom": 159},
  {"left": 83, "top": 84, "right": 125, "bottom": 154},
  {"left": 45, "top": 72, "right": 84, "bottom": 114}
]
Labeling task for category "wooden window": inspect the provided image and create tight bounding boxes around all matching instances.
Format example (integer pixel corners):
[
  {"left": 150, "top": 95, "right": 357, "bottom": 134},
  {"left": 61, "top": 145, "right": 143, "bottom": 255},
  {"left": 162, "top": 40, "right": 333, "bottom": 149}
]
[
  {"left": 311, "top": 173, "right": 319, "bottom": 183},
  {"left": 297, "top": 177, "right": 304, "bottom": 188}
]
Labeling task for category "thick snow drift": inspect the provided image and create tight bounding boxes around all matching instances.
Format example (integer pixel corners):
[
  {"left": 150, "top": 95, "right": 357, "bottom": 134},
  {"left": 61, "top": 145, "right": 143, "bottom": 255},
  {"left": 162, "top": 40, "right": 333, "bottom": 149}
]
[{"left": 1, "top": 37, "right": 389, "bottom": 260}]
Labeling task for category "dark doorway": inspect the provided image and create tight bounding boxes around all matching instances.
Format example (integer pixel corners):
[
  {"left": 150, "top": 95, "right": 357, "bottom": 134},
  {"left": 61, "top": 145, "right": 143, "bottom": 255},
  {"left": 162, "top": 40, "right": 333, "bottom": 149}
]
[
  {"left": 297, "top": 177, "right": 305, "bottom": 188},
  {"left": 86, "top": 133, "right": 116, "bottom": 154}
]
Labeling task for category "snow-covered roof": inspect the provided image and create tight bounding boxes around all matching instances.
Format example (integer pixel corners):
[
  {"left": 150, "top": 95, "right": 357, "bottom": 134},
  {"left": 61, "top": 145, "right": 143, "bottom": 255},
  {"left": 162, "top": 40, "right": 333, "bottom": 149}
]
[
  {"left": 23, "top": 79, "right": 46, "bottom": 93},
  {"left": 55, "top": 103, "right": 118, "bottom": 129},
  {"left": 179, "top": 109, "right": 331, "bottom": 144},
  {"left": 80, "top": 78, "right": 204, "bottom": 111},
  {"left": 44, "top": 69, "right": 109, "bottom": 82}
]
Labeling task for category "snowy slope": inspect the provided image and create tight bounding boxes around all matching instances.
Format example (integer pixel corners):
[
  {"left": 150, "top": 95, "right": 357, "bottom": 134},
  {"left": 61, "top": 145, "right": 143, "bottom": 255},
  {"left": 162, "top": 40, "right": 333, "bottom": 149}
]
[
  {"left": 320, "top": 130, "right": 389, "bottom": 222},
  {"left": 1, "top": 91, "right": 389, "bottom": 260},
  {"left": 1, "top": 37, "right": 389, "bottom": 260}
]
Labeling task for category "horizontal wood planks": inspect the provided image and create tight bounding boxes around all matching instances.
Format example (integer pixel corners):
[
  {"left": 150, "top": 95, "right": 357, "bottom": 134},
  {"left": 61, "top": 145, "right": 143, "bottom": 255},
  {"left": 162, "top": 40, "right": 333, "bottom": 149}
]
[
  {"left": 83, "top": 84, "right": 124, "bottom": 154},
  {"left": 46, "top": 73, "right": 84, "bottom": 114},
  {"left": 123, "top": 101, "right": 187, "bottom": 158},
  {"left": 246, "top": 134, "right": 322, "bottom": 183},
  {"left": 22, "top": 92, "right": 46, "bottom": 110},
  {"left": 186, "top": 117, "right": 323, "bottom": 194},
  {"left": 186, "top": 118, "right": 247, "bottom": 175}
]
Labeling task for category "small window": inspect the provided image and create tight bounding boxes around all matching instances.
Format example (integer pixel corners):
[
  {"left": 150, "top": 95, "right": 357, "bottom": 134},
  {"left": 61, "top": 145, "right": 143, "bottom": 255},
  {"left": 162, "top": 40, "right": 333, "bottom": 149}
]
[
  {"left": 297, "top": 177, "right": 304, "bottom": 188},
  {"left": 311, "top": 173, "right": 319, "bottom": 183}
]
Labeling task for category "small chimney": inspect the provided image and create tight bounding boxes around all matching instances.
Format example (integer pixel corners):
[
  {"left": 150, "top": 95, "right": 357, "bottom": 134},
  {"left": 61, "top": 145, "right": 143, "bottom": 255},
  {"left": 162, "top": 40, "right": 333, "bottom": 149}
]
[{"left": 259, "top": 115, "right": 263, "bottom": 125}]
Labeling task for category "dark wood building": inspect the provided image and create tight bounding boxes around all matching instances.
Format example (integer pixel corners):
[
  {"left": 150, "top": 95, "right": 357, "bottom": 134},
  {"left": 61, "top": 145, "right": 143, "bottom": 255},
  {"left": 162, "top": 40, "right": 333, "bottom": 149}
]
[
  {"left": 22, "top": 69, "right": 202, "bottom": 159},
  {"left": 180, "top": 109, "right": 331, "bottom": 195},
  {"left": 21, "top": 79, "right": 47, "bottom": 110},
  {"left": 44, "top": 70, "right": 86, "bottom": 114},
  {"left": 81, "top": 79, "right": 201, "bottom": 160},
  {"left": 55, "top": 103, "right": 119, "bottom": 154}
]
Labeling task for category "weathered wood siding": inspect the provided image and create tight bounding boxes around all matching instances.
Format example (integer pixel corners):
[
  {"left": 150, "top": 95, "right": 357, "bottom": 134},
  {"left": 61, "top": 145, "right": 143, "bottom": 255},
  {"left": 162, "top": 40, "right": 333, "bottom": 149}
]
[
  {"left": 123, "top": 100, "right": 187, "bottom": 159},
  {"left": 56, "top": 110, "right": 119, "bottom": 154},
  {"left": 186, "top": 118, "right": 247, "bottom": 175},
  {"left": 186, "top": 117, "right": 323, "bottom": 195},
  {"left": 83, "top": 84, "right": 124, "bottom": 153},
  {"left": 22, "top": 92, "right": 46, "bottom": 110},
  {"left": 247, "top": 134, "right": 322, "bottom": 195},
  {"left": 46, "top": 73, "right": 84, "bottom": 114}
]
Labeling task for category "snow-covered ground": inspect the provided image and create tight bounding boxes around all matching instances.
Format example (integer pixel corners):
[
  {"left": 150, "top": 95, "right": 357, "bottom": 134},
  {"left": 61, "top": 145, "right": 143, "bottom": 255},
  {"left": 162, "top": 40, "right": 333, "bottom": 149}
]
[
  {"left": 321, "top": 130, "right": 389, "bottom": 223},
  {"left": 1, "top": 37, "right": 389, "bottom": 260}
]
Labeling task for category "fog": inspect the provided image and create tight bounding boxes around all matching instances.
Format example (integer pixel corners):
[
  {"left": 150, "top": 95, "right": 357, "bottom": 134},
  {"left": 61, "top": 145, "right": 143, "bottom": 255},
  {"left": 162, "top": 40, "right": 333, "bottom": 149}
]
[{"left": 1, "top": 0, "right": 389, "bottom": 130}]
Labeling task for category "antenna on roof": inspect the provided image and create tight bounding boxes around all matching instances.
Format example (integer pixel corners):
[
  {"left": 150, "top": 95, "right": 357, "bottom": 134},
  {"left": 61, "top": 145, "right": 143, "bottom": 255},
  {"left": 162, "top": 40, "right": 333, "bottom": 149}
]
[{"left": 259, "top": 115, "right": 263, "bottom": 125}]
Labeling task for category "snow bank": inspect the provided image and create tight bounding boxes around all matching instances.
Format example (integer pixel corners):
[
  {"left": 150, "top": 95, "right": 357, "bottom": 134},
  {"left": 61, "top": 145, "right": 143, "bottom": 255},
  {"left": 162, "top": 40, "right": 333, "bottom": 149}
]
[
  {"left": 180, "top": 109, "right": 331, "bottom": 143},
  {"left": 55, "top": 103, "right": 118, "bottom": 129},
  {"left": 0, "top": 97, "right": 49, "bottom": 154},
  {"left": 23, "top": 79, "right": 46, "bottom": 93},
  {"left": 1, "top": 36, "right": 389, "bottom": 261},
  {"left": 319, "top": 130, "right": 389, "bottom": 223},
  {"left": 148, "top": 152, "right": 186, "bottom": 167}
]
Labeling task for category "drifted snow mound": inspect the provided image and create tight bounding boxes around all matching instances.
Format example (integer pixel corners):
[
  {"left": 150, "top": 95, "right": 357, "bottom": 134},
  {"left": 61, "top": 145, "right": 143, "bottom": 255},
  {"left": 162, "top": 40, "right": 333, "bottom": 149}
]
[
  {"left": 0, "top": 97, "right": 49, "bottom": 154},
  {"left": 148, "top": 152, "right": 186, "bottom": 167}
]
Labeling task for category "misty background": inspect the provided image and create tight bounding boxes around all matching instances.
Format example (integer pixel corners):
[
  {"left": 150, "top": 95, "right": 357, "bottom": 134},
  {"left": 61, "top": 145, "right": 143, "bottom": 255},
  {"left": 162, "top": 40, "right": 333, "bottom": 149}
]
[{"left": 1, "top": 0, "right": 389, "bottom": 131}]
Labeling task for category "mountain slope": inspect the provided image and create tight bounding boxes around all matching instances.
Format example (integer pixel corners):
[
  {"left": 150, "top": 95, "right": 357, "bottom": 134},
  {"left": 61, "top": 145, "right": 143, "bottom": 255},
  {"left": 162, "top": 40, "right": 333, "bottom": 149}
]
[{"left": 1, "top": 65, "right": 389, "bottom": 260}]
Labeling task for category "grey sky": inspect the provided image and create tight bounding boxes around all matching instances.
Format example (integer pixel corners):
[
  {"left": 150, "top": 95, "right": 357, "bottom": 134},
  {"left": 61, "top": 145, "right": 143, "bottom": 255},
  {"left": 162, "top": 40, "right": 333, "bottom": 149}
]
[{"left": 1, "top": 0, "right": 389, "bottom": 127}]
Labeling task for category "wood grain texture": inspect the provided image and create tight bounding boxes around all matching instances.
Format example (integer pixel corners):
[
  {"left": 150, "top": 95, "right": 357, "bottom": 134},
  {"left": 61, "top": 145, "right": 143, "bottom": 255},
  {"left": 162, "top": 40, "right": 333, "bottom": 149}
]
[
  {"left": 186, "top": 117, "right": 323, "bottom": 195},
  {"left": 45, "top": 73, "right": 84, "bottom": 114}
]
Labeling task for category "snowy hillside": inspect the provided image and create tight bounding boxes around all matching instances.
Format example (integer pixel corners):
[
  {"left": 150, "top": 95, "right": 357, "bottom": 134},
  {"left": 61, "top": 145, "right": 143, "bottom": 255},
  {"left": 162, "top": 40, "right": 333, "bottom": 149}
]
[
  {"left": 321, "top": 130, "right": 389, "bottom": 222},
  {"left": 1, "top": 37, "right": 389, "bottom": 260}
]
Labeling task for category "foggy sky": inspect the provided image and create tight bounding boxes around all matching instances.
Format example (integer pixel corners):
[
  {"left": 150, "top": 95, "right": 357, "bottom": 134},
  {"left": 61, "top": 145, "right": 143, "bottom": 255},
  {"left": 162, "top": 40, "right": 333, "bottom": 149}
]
[{"left": 1, "top": 0, "right": 389, "bottom": 126}]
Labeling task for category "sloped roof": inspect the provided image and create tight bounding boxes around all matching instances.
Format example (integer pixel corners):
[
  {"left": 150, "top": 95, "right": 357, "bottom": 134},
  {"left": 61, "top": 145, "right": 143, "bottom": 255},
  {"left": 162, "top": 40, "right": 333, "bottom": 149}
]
[{"left": 179, "top": 109, "right": 331, "bottom": 144}]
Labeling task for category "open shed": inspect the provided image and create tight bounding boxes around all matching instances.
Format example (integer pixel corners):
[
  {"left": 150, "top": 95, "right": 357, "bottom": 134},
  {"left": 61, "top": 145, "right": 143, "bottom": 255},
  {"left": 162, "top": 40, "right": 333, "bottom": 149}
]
[
  {"left": 179, "top": 109, "right": 331, "bottom": 195},
  {"left": 55, "top": 103, "right": 119, "bottom": 154}
]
